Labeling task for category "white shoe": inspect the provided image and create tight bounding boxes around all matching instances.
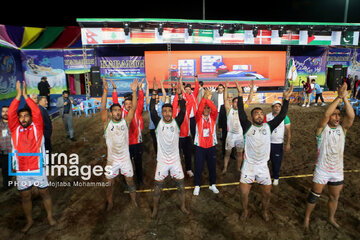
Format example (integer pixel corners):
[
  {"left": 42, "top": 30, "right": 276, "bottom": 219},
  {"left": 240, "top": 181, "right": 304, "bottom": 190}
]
[
  {"left": 193, "top": 186, "right": 200, "bottom": 196},
  {"left": 306, "top": 104, "right": 310, "bottom": 107},
  {"left": 273, "top": 179, "right": 279, "bottom": 186},
  {"left": 302, "top": 104, "right": 306, "bottom": 107},
  {"left": 321, "top": 103, "right": 326, "bottom": 106},
  {"left": 209, "top": 184, "right": 219, "bottom": 194},
  {"left": 313, "top": 103, "right": 318, "bottom": 106},
  {"left": 187, "top": 170, "right": 194, "bottom": 178}
]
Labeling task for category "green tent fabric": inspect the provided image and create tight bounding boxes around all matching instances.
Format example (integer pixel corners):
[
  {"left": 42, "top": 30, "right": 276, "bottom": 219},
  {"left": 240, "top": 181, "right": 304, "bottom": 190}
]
[{"left": 23, "top": 27, "right": 65, "bottom": 49}]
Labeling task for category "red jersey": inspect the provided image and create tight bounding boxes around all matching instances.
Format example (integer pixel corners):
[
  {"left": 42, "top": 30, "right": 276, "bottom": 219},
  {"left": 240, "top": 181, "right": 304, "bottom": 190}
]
[
  {"left": 194, "top": 98, "right": 218, "bottom": 148},
  {"left": 185, "top": 80, "right": 199, "bottom": 117},
  {"left": 112, "top": 90, "right": 144, "bottom": 145},
  {"left": 8, "top": 98, "right": 45, "bottom": 171},
  {"left": 172, "top": 93, "right": 192, "bottom": 137}
]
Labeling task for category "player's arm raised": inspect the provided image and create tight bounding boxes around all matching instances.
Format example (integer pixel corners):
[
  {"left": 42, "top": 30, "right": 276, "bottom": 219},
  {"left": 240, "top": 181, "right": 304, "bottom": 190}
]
[
  {"left": 160, "top": 77, "right": 167, "bottom": 103},
  {"left": 245, "top": 80, "right": 255, "bottom": 106},
  {"left": 341, "top": 85, "right": 355, "bottom": 133},
  {"left": 125, "top": 79, "right": 139, "bottom": 126},
  {"left": 316, "top": 83, "right": 346, "bottom": 135},
  {"left": 101, "top": 77, "right": 109, "bottom": 126},
  {"left": 224, "top": 80, "right": 231, "bottom": 113},
  {"left": 145, "top": 78, "right": 150, "bottom": 105}
]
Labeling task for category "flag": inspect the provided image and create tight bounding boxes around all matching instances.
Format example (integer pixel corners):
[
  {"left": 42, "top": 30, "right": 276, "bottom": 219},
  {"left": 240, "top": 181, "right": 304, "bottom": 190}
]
[
  {"left": 341, "top": 31, "right": 360, "bottom": 46},
  {"left": 287, "top": 58, "right": 297, "bottom": 82},
  {"left": 102, "top": 28, "right": 126, "bottom": 44}
]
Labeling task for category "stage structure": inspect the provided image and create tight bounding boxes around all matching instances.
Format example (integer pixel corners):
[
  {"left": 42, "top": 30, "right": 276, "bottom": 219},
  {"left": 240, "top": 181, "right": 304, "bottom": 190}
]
[{"left": 76, "top": 18, "right": 360, "bottom": 97}]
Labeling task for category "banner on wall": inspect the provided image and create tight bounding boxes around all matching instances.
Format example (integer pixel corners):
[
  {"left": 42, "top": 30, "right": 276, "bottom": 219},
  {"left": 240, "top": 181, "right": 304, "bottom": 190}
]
[
  {"left": 22, "top": 50, "right": 67, "bottom": 94},
  {"left": 63, "top": 49, "right": 95, "bottom": 74},
  {"left": 327, "top": 48, "right": 352, "bottom": 67},
  {"left": 81, "top": 27, "right": 359, "bottom": 46},
  {"left": 98, "top": 56, "right": 146, "bottom": 92},
  {"left": 0, "top": 47, "right": 23, "bottom": 100},
  {"left": 292, "top": 48, "right": 327, "bottom": 86},
  {"left": 348, "top": 48, "right": 360, "bottom": 77}
]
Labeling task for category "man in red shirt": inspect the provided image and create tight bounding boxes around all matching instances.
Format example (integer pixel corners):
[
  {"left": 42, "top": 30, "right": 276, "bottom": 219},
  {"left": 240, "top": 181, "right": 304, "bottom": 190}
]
[
  {"left": 8, "top": 81, "right": 56, "bottom": 233},
  {"left": 111, "top": 79, "right": 145, "bottom": 186},
  {"left": 172, "top": 75, "right": 195, "bottom": 177},
  {"left": 193, "top": 89, "right": 219, "bottom": 196},
  {"left": 182, "top": 71, "right": 199, "bottom": 140}
]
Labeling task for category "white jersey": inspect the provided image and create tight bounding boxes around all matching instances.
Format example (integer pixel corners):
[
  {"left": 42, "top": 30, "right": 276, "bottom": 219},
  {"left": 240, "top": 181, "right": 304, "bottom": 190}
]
[
  {"left": 227, "top": 107, "right": 243, "bottom": 135},
  {"left": 316, "top": 124, "right": 345, "bottom": 173},
  {"left": 156, "top": 119, "right": 181, "bottom": 164},
  {"left": 243, "top": 123, "right": 271, "bottom": 165},
  {"left": 266, "top": 112, "right": 290, "bottom": 144},
  {"left": 104, "top": 119, "right": 130, "bottom": 165}
]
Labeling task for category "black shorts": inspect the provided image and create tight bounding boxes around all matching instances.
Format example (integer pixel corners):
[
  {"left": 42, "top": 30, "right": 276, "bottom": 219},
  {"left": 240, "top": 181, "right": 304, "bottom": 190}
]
[{"left": 327, "top": 180, "right": 344, "bottom": 186}]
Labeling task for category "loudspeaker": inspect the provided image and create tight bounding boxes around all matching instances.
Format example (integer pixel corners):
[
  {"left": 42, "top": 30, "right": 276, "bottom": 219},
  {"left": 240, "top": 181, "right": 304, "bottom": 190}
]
[
  {"left": 327, "top": 64, "right": 343, "bottom": 91},
  {"left": 90, "top": 66, "right": 101, "bottom": 85},
  {"left": 90, "top": 85, "right": 102, "bottom": 97}
]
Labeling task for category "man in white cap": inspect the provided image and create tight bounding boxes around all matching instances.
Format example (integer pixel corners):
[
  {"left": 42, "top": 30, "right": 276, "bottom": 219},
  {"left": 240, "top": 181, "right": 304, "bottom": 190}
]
[{"left": 264, "top": 100, "right": 291, "bottom": 185}]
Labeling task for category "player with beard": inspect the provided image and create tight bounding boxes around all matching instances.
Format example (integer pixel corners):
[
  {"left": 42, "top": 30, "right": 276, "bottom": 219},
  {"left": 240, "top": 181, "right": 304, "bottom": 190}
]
[
  {"left": 222, "top": 80, "right": 254, "bottom": 174},
  {"left": 8, "top": 80, "right": 56, "bottom": 233},
  {"left": 237, "top": 82, "right": 293, "bottom": 222},
  {"left": 101, "top": 78, "right": 139, "bottom": 211},
  {"left": 111, "top": 78, "right": 145, "bottom": 186},
  {"left": 149, "top": 84, "right": 189, "bottom": 218},
  {"left": 303, "top": 83, "right": 355, "bottom": 230}
]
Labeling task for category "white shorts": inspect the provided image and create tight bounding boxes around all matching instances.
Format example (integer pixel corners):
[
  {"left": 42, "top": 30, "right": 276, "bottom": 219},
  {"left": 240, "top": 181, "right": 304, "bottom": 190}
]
[
  {"left": 312, "top": 167, "right": 344, "bottom": 185},
  {"left": 154, "top": 161, "right": 184, "bottom": 181},
  {"left": 16, "top": 168, "right": 49, "bottom": 191},
  {"left": 105, "top": 157, "right": 134, "bottom": 179},
  {"left": 225, "top": 132, "right": 244, "bottom": 151},
  {"left": 240, "top": 161, "right": 272, "bottom": 185}
]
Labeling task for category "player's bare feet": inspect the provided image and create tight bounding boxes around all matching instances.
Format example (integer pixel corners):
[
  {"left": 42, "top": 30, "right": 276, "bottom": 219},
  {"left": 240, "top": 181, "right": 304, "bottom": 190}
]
[
  {"left": 303, "top": 218, "right": 310, "bottom": 231},
  {"left": 106, "top": 201, "right": 113, "bottom": 212},
  {"left": 180, "top": 206, "right": 190, "bottom": 215},
  {"left": 151, "top": 207, "right": 158, "bottom": 219},
  {"left": 131, "top": 200, "right": 138, "bottom": 208},
  {"left": 21, "top": 220, "right": 33, "bottom": 233},
  {"left": 262, "top": 210, "right": 270, "bottom": 222},
  {"left": 240, "top": 210, "right": 248, "bottom": 222},
  {"left": 48, "top": 216, "right": 56, "bottom": 226},
  {"left": 221, "top": 168, "right": 227, "bottom": 175},
  {"left": 329, "top": 217, "right": 340, "bottom": 229}
]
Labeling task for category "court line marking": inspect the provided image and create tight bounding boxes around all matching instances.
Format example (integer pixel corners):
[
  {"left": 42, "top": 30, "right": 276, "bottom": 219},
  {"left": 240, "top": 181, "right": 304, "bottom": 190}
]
[{"left": 124, "top": 169, "right": 360, "bottom": 193}]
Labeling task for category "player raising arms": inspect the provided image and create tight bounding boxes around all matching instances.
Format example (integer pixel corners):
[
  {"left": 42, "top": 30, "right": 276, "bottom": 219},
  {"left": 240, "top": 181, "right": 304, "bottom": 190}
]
[
  {"left": 222, "top": 80, "right": 254, "bottom": 174},
  {"left": 8, "top": 80, "right": 56, "bottom": 233},
  {"left": 237, "top": 82, "right": 293, "bottom": 221},
  {"left": 101, "top": 78, "right": 139, "bottom": 211},
  {"left": 149, "top": 83, "right": 189, "bottom": 218},
  {"left": 303, "top": 83, "right": 355, "bottom": 230}
]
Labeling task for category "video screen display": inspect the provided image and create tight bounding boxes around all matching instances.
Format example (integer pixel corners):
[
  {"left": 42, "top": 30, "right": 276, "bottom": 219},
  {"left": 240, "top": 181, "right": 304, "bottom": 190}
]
[{"left": 144, "top": 51, "right": 286, "bottom": 87}]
